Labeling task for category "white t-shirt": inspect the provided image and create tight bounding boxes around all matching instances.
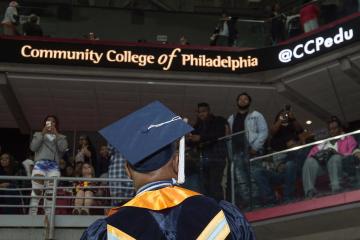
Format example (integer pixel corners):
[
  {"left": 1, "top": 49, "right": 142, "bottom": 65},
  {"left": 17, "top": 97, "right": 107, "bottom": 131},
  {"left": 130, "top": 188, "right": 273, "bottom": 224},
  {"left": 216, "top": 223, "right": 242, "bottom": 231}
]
[{"left": 219, "top": 22, "right": 229, "bottom": 37}]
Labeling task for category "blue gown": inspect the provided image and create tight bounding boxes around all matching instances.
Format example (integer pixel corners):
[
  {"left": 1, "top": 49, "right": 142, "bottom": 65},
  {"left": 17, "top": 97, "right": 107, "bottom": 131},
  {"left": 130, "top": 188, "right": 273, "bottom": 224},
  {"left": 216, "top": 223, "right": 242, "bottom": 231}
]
[{"left": 81, "top": 183, "right": 255, "bottom": 240}]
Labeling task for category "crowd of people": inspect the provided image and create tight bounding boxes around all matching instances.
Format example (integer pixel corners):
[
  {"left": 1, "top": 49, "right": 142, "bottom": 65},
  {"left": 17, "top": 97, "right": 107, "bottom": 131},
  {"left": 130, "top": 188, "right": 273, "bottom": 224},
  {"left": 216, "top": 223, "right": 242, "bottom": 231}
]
[
  {"left": 2, "top": 1, "right": 360, "bottom": 47},
  {"left": 268, "top": 0, "right": 360, "bottom": 45},
  {"left": 1, "top": 1, "right": 43, "bottom": 36},
  {"left": 0, "top": 115, "right": 134, "bottom": 215},
  {"left": 183, "top": 92, "right": 360, "bottom": 209},
  {"left": 212, "top": 0, "right": 359, "bottom": 47},
  {"left": 0, "top": 93, "right": 360, "bottom": 215}
]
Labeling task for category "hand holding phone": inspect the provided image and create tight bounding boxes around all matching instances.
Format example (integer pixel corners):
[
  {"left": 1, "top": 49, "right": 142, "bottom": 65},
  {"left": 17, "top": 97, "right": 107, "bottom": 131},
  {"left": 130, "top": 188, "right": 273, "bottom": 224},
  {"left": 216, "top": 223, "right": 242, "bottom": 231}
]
[{"left": 46, "top": 121, "right": 52, "bottom": 131}]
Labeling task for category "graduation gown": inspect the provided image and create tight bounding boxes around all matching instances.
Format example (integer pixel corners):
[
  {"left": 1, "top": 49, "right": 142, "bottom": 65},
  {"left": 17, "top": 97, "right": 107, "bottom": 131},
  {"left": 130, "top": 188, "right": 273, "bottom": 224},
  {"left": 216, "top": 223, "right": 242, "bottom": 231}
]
[{"left": 81, "top": 183, "right": 255, "bottom": 240}]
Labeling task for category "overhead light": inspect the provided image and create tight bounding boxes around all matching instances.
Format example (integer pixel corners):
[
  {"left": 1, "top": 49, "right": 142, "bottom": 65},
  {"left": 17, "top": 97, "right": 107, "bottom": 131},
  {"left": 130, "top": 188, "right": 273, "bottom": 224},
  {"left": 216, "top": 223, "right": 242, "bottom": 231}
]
[
  {"left": 147, "top": 81, "right": 154, "bottom": 84},
  {"left": 306, "top": 120, "right": 312, "bottom": 125}
]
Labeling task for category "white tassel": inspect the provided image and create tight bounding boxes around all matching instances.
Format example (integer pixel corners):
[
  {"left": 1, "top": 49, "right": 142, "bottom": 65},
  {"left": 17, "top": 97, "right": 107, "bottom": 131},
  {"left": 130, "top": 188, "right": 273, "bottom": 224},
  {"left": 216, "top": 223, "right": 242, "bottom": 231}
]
[{"left": 177, "top": 118, "right": 187, "bottom": 184}]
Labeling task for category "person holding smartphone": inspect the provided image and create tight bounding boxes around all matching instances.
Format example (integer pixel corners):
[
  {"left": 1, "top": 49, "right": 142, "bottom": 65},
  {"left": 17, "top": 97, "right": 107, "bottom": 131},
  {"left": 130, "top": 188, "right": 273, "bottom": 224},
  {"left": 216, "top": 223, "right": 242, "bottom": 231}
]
[{"left": 29, "top": 115, "right": 68, "bottom": 215}]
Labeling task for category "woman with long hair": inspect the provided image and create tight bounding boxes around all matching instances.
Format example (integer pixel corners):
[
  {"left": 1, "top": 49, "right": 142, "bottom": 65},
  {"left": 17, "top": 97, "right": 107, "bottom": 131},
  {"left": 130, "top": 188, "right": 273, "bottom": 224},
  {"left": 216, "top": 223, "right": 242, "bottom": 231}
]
[
  {"left": 29, "top": 115, "right": 68, "bottom": 215},
  {"left": 75, "top": 135, "right": 97, "bottom": 174}
]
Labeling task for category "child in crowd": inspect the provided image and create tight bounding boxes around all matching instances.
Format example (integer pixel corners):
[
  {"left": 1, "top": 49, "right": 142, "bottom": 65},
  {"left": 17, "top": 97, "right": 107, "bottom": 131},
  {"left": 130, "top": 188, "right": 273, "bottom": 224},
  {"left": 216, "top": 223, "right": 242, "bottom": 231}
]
[{"left": 73, "top": 163, "right": 96, "bottom": 215}]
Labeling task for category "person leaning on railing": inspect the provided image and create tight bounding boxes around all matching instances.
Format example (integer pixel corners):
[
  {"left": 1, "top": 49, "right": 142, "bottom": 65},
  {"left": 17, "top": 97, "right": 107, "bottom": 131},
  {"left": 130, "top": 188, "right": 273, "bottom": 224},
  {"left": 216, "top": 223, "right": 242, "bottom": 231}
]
[{"left": 29, "top": 115, "right": 68, "bottom": 216}]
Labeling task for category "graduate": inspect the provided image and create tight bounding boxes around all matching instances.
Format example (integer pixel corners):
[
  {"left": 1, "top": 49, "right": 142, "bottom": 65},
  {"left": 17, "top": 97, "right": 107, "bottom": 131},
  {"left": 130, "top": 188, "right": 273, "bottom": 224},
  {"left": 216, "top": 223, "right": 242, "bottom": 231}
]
[{"left": 81, "top": 101, "right": 255, "bottom": 240}]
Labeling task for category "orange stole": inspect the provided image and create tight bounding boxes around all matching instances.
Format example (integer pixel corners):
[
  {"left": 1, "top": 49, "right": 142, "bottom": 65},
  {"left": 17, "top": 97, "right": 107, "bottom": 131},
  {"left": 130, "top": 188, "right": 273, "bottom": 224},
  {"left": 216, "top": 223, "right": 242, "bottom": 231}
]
[{"left": 108, "top": 186, "right": 200, "bottom": 216}]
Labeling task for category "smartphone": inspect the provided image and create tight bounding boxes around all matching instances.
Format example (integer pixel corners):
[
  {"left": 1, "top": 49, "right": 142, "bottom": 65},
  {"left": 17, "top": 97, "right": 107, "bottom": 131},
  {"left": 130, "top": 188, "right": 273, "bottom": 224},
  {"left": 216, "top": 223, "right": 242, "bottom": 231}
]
[{"left": 46, "top": 121, "right": 52, "bottom": 130}]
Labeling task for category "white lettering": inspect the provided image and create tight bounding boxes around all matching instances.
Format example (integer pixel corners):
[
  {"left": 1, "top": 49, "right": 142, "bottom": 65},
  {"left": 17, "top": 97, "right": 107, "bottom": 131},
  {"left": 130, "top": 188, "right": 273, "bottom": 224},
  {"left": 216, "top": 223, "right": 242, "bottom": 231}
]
[
  {"left": 304, "top": 40, "right": 315, "bottom": 54},
  {"left": 293, "top": 44, "right": 304, "bottom": 58},
  {"left": 21, "top": 45, "right": 32, "bottom": 57},
  {"left": 324, "top": 37, "right": 333, "bottom": 48},
  {"left": 334, "top": 27, "right": 344, "bottom": 44},
  {"left": 279, "top": 27, "right": 354, "bottom": 63},
  {"left": 345, "top": 29, "right": 353, "bottom": 40},
  {"left": 315, "top": 37, "right": 324, "bottom": 51}
]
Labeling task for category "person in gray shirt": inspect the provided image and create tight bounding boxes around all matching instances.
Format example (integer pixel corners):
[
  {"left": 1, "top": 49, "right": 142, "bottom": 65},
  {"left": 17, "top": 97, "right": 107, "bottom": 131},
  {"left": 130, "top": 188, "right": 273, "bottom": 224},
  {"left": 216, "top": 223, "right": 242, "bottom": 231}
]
[{"left": 29, "top": 115, "right": 68, "bottom": 215}]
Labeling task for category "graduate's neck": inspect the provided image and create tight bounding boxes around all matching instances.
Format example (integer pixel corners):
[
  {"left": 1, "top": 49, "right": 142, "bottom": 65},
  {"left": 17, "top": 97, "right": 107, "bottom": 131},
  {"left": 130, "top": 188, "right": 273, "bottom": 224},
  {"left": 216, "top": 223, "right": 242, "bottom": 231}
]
[
  {"left": 129, "top": 158, "right": 178, "bottom": 191},
  {"left": 134, "top": 169, "right": 176, "bottom": 191}
]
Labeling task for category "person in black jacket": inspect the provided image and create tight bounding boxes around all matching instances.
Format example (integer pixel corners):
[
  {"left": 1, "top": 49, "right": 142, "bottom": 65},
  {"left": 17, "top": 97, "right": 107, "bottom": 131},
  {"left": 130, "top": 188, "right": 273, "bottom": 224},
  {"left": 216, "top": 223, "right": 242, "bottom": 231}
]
[
  {"left": 188, "top": 102, "right": 230, "bottom": 201},
  {"left": 22, "top": 14, "right": 43, "bottom": 36}
]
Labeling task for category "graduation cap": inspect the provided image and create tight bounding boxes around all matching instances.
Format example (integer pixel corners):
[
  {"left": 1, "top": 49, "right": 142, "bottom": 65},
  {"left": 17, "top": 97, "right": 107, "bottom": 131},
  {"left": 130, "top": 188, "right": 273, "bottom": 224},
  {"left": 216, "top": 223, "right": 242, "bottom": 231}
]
[{"left": 99, "top": 101, "right": 193, "bottom": 183}]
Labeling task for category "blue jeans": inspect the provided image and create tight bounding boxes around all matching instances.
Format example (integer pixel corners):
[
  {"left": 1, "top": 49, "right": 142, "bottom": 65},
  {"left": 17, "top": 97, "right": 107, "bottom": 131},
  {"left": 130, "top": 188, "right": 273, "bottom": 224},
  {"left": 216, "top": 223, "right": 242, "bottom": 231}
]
[
  {"left": 232, "top": 151, "right": 262, "bottom": 205},
  {"left": 253, "top": 161, "right": 297, "bottom": 203}
]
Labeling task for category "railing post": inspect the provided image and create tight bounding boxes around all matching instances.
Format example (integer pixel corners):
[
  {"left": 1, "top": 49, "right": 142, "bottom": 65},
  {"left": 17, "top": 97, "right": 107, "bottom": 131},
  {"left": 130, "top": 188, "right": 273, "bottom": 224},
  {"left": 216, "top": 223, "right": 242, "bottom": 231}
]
[{"left": 48, "top": 177, "right": 58, "bottom": 240}]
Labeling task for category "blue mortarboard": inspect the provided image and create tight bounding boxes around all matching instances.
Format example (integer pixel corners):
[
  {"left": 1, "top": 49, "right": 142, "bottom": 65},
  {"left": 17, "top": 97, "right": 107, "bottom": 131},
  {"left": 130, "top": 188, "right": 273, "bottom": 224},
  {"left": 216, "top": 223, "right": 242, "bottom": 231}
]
[{"left": 99, "top": 101, "right": 193, "bottom": 173}]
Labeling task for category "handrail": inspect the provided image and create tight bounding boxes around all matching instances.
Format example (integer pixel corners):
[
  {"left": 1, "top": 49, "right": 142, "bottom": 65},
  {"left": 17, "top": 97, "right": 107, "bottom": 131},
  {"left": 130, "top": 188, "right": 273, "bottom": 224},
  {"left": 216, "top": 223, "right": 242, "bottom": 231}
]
[
  {"left": 0, "top": 176, "right": 133, "bottom": 182},
  {"left": 0, "top": 175, "right": 134, "bottom": 238},
  {"left": 249, "top": 129, "right": 360, "bottom": 162}
]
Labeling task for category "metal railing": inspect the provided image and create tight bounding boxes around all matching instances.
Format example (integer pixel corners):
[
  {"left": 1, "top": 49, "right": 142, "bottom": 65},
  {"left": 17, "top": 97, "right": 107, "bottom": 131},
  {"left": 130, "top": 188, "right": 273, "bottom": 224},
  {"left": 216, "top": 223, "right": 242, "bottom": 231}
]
[{"left": 0, "top": 176, "right": 133, "bottom": 240}]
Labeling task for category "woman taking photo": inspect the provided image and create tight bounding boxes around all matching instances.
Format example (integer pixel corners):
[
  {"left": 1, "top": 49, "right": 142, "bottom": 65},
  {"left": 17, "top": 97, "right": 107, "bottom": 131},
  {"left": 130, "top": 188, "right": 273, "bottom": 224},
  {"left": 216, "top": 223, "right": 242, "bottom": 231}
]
[{"left": 29, "top": 115, "right": 68, "bottom": 215}]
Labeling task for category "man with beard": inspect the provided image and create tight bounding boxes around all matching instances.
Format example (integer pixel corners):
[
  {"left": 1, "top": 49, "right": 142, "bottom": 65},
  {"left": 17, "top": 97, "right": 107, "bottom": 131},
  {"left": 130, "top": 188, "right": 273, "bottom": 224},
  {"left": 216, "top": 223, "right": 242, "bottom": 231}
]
[{"left": 227, "top": 93, "right": 268, "bottom": 208}]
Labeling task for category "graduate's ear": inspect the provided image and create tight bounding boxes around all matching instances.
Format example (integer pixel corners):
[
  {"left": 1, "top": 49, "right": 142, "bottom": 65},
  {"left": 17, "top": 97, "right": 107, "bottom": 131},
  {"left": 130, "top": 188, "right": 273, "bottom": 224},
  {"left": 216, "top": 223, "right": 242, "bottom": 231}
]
[
  {"left": 172, "top": 154, "right": 179, "bottom": 175},
  {"left": 125, "top": 162, "right": 133, "bottom": 179}
]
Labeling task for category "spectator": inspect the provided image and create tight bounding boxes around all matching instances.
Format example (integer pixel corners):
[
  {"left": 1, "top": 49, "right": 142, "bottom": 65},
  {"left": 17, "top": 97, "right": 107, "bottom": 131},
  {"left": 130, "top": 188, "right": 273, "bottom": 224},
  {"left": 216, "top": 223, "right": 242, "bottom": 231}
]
[
  {"left": 321, "top": 0, "right": 340, "bottom": 24},
  {"left": 66, "top": 164, "right": 74, "bottom": 176},
  {"left": 270, "top": 106, "right": 304, "bottom": 152},
  {"left": 29, "top": 115, "right": 68, "bottom": 215},
  {"left": 1, "top": 1, "right": 19, "bottom": 36},
  {"left": 300, "top": 0, "right": 320, "bottom": 33},
  {"left": 211, "top": 12, "right": 237, "bottom": 46},
  {"left": 22, "top": 14, "right": 43, "bottom": 36},
  {"left": 227, "top": 92, "right": 268, "bottom": 207},
  {"left": 86, "top": 32, "right": 99, "bottom": 40},
  {"left": 270, "top": 3, "right": 286, "bottom": 45},
  {"left": 253, "top": 106, "right": 304, "bottom": 205},
  {"left": 188, "top": 102, "right": 229, "bottom": 201},
  {"left": 108, "top": 145, "right": 134, "bottom": 206},
  {"left": 179, "top": 35, "right": 189, "bottom": 45},
  {"left": 97, "top": 145, "right": 110, "bottom": 177},
  {"left": 73, "top": 163, "right": 96, "bottom": 215},
  {"left": 286, "top": 8, "right": 302, "bottom": 38},
  {"left": 0, "top": 153, "right": 22, "bottom": 214},
  {"left": 254, "top": 138, "right": 303, "bottom": 205},
  {"left": 75, "top": 135, "right": 97, "bottom": 172},
  {"left": 302, "top": 117, "right": 358, "bottom": 197}
]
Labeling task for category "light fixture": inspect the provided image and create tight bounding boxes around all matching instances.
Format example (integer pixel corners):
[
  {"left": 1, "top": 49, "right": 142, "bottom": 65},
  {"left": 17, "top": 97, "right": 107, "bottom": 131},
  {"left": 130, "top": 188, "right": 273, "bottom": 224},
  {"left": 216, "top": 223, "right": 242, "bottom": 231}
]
[{"left": 306, "top": 120, "right": 312, "bottom": 125}]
